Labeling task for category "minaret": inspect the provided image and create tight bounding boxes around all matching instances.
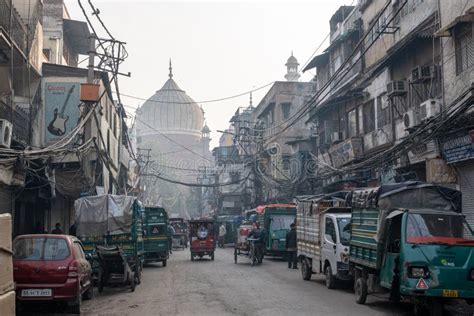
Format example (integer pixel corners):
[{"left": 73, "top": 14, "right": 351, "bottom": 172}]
[
  {"left": 285, "top": 51, "right": 300, "bottom": 82},
  {"left": 201, "top": 121, "right": 211, "bottom": 159}
]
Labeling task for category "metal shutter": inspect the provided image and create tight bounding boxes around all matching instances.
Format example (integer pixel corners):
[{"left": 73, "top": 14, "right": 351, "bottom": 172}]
[{"left": 459, "top": 162, "right": 474, "bottom": 228}]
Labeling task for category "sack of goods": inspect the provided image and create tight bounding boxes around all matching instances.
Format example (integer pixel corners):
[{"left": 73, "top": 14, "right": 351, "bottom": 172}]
[{"left": 0, "top": 214, "right": 15, "bottom": 316}]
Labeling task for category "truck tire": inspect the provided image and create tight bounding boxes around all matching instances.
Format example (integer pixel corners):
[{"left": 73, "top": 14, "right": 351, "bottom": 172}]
[
  {"left": 325, "top": 265, "right": 337, "bottom": 289},
  {"left": 301, "top": 258, "right": 312, "bottom": 281},
  {"left": 355, "top": 277, "right": 368, "bottom": 304}
]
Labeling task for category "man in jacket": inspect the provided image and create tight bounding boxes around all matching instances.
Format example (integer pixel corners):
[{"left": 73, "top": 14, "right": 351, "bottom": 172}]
[
  {"left": 286, "top": 223, "right": 297, "bottom": 269},
  {"left": 218, "top": 224, "right": 227, "bottom": 248}
]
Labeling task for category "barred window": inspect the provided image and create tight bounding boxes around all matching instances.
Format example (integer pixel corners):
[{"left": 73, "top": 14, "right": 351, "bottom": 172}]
[{"left": 455, "top": 23, "right": 473, "bottom": 75}]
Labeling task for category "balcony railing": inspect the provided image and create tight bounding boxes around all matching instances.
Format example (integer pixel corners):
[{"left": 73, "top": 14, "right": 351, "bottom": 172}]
[
  {"left": 0, "top": 98, "right": 30, "bottom": 144},
  {"left": 0, "top": 0, "right": 28, "bottom": 54}
]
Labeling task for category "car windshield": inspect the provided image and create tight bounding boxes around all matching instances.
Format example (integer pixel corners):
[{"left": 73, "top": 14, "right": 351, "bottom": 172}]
[
  {"left": 337, "top": 218, "right": 351, "bottom": 246},
  {"left": 406, "top": 213, "right": 474, "bottom": 245},
  {"left": 13, "top": 237, "right": 70, "bottom": 261},
  {"left": 270, "top": 215, "right": 294, "bottom": 231}
]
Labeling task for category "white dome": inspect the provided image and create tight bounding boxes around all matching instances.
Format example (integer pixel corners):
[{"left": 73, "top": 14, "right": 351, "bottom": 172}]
[{"left": 138, "top": 77, "right": 204, "bottom": 137}]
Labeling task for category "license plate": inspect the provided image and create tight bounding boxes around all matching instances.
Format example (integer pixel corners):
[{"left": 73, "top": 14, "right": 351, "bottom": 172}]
[
  {"left": 21, "top": 289, "right": 52, "bottom": 297},
  {"left": 442, "top": 289, "right": 458, "bottom": 298}
]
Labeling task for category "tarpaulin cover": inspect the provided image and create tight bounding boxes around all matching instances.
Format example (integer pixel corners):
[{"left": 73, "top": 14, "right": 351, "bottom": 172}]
[{"left": 75, "top": 195, "right": 136, "bottom": 237}]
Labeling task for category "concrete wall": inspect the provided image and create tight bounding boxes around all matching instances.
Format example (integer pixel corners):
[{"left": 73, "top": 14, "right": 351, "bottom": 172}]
[
  {"left": 362, "top": 0, "right": 438, "bottom": 69},
  {"left": 439, "top": 0, "right": 474, "bottom": 105}
]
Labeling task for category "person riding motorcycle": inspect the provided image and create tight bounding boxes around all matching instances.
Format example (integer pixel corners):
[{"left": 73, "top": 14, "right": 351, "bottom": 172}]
[{"left": 247, "top": 221, "right": 265, "bottom": 263}]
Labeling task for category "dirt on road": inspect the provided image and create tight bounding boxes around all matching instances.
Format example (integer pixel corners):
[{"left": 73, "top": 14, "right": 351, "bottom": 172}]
[{"left": 82, "top": 248, "right": 416, "bottom": 316}]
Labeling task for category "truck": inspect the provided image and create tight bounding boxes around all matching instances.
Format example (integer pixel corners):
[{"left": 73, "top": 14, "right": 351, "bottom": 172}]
[
  {"left": 255, "top": 204, "right": 296, "bottom": 258},
  {"left": 296, "top": 192, "right": 352, "bottom": 289},
  {"left": 75, "top": 195, "right": 145, "bottom": 281},
  {"left": 143, "top": 206, "right": 169, "bottom": 266},
  {"left": 349, "top": 182, "right": 474, "bottom": 315}
]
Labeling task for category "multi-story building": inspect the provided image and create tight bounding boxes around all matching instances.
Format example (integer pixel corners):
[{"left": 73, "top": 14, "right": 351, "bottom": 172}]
[
  {"left": 304, "top": 1, "right": 456, "bottom": 194},
  {"left": 0, "top": 0, "right": 45, "bottom": 234},
  {"left": 251, "top": 54, "right": 314, "bottom": 203},
  {"left": 435, "top": 1, "right": 474, "bottom": 227}
]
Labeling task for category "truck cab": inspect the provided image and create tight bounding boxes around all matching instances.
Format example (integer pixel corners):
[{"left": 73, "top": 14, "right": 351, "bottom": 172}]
[{"left": 320, "top": 212, "right": 351, "bottom": 288}]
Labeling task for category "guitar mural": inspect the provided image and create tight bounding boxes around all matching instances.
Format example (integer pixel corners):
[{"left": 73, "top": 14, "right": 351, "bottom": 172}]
[
  {"left": 45, "top": 83, "right": 80, "bottom": 144},
  {"left": 47, "top": 85, "right": 75, "bottom": 136}
]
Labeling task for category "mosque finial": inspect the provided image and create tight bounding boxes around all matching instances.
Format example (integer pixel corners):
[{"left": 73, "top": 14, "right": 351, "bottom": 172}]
[{"left": 169, "top": 59, "right": 173, "bottom": 79}]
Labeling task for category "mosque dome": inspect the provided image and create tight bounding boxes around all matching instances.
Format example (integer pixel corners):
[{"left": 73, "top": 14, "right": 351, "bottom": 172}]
[{"left": 138, "top": 62, "right": 204, "bottom": 137}]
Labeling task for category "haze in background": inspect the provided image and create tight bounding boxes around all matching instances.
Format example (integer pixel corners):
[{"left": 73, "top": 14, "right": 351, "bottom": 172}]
[{"left": 65, "top": 0, "right": 351, "bottom": 148}]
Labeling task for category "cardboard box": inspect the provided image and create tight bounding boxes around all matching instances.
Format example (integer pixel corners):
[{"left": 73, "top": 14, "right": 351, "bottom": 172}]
[
  {"left": 0, "top": 213, "right": 12, "bottom": 252},
  {"left": 0, "top": 251, "right": 13, "bottom": 295},
  {"left": 0, "top": 291, "right": 15, "bottom": 316}
]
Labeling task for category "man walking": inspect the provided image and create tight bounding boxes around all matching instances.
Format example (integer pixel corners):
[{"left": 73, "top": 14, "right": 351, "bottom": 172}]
[
  {"left": 219, "top": 223, "right": 227, "bottom": 248},
  {"left": 286, "top": 223, "right": 298, "bottom": 269}
]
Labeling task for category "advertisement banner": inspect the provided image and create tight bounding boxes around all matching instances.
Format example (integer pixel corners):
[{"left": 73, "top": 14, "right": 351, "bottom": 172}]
[
  {"left": 441, "top": 130, "right": 474, "bottom": 164},
  {"left": 44, "top": 82, "right": 81, "bottom": 144}
]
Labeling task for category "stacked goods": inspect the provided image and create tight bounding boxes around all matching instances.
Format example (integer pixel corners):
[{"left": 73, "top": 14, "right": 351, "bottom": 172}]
[{"left": 0, "top": 214, "right": 15, "bottom": 315}]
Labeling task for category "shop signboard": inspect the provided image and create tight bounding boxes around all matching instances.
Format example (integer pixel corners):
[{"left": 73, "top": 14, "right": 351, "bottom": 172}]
[
  {"left": 441, "top": 130, "right": 474, "bottom": 164},
  {"left": 328, "top": 137, "right": 363, "bottom": 168}
]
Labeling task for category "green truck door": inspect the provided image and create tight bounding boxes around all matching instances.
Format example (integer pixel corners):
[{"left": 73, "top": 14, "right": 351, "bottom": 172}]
[{"left": 380, "top": 214, "right": 403, "bottom": 292}]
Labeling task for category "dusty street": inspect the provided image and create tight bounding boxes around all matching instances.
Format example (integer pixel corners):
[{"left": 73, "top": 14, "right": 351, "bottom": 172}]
[{"left": 82, "top": 248, "right": 415, "bottom": 316}]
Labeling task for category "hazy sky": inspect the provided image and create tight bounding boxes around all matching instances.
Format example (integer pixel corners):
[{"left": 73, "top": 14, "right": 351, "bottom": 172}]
[{"left": 66, "top": 0, "right": 352, "bottom": 148}]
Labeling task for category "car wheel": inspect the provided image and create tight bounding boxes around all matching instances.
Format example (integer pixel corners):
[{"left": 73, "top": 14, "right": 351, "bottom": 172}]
[
  {"left": 191, "top": 253, "right": 194, "bottom": 261},
  {"left": 211, "top": 252, "right": 215, "bottom": 261},
  {"left": 82, "top": 284, "right": 94, "bottom": 300},
  {"left": 162, "top": 259, "right": 167, "bottom": 267},
  {"left": 325, "top": 265, "right": 337, "bottom": 289}
]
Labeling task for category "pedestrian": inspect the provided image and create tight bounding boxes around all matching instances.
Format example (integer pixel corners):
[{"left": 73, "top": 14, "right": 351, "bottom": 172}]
[
  {"left": 168, "top": 224, "right": 175, "bottom": 254},
  {"left": 219, "top": 223, "right": 227, "bottom": 248},
  {"left": 69, "top": 223, "right": 77, "bottom": 236},
  {"left": 286, "top": 223, "right": 297, "bottom": 269},
  {"left": 51, "top": 222, "right": 64, "bottom": 234}
]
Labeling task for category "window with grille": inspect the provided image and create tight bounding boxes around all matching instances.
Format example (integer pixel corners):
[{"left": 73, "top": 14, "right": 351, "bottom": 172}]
[
  {"left": 376, "top": 94, "right": 391, "bottom": 128},
  {"left": 455, "top": 23, "right": 473, "bottom": 75}
]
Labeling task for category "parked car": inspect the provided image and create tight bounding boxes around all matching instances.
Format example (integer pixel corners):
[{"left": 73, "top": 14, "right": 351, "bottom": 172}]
[{"left": 13, "top": 234, "right": 93, "bottom": 313}]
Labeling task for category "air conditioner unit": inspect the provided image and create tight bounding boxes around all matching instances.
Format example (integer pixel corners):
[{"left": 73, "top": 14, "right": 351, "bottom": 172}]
[
  {"left": 0, "top": 119, "right": 12, "bottom": 148},
  {"left": 403, "top": 109, "right": 419, "bottom": 129},
  {"left": 387, "top": 81, "right": 407, "bottom": 96},
  {"left": 411, "top": 65, "right": 436, "bottom": 82},
  {"left": 420, "top": 99, "right": 441, "bottom": 121}
]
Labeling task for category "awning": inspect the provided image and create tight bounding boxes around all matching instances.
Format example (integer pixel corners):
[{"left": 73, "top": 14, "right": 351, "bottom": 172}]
[
  {"left": 302, "top": 52, "right": 329, "bottom": 72},
  {"left": 435, "top": 7, "right": 474, "bottom": 37},
  {"left": 63, "top": 19, "right": 90, "bottom": 54}
]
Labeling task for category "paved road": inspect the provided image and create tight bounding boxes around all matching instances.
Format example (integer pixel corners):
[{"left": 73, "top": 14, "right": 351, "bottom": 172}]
[{"left": 81, "top": 248, "right": 417, "bottom": 316}]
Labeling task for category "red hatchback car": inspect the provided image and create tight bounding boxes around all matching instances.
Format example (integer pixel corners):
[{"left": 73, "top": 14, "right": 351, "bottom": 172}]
[{"left": 13, "top": 234, "right": 93, "bottom": 313}]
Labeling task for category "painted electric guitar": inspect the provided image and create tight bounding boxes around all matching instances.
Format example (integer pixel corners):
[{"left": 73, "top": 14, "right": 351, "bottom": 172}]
[{"left": 47, "top": 85, "right": 75, "bottom": 136}]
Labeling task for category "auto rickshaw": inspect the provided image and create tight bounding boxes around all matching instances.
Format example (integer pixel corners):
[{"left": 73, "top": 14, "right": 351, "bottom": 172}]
[
  {"left": 189, "top": 219, "right": 215, "bottom": 261},
  {"left": 170, "top": 217, "right": 187, "bottom": 249}
]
